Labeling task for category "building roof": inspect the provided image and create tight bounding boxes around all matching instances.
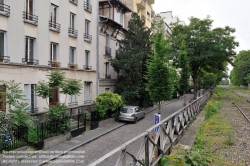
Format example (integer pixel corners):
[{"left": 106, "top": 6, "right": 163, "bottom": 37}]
[{"left": 99, "top": 0, "right": 132, "bottom": 13}]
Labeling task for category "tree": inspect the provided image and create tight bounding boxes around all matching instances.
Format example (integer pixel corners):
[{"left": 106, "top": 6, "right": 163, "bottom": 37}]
[
  {"left": 94, "top": 92, "right": 124, "bottom": 119},
  {"left": 146, "top": 32, "right": 175, "bottom": 113},
  {"left": 230, "top": 50, "right": 250, "bottom": 86},
  {"left": 110, "top": 12, "right": 152, "bottom": 107},
  {"left": 170, "top": 16, "right": 239, "bottom": 98},
  {"left": 178, "top": 42, "right": 190, "bottom": 105}
]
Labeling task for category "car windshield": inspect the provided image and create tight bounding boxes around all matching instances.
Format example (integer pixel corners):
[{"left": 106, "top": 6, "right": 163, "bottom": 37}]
[{"left": 121, "top": 108, "right": 133, "bottom": 114}]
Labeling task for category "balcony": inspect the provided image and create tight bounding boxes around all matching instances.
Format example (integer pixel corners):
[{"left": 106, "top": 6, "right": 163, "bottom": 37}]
[
  {"left": 0, "top": 3, "right": 10, "bottom": 17},
  {"left": 136, "top": 0, "right": 145, "bottom": 9},
  {"left": 146, "top": 0, "right": 154, "bottom": 4},
  {"left": 49, "top": 21, "right": 60, "bottom": 32},
  {"left": 0, "top": 56, "right": 10, "bottom": 63},
  {"left": 105, "top": 74, "right": 111, "bottom": 79},
  {"left": 84, "top": 1, "right": 92, "bottom": 12},
  {"left": 84, "top": 33, "right": 92, "bottom": 41},
  {"left": 104, "top": 46, "right": 111, "bottom": 57},
  {"left": 69, "top": 0, "right": 78, "bottom": 5},
  {"left": 68, "top": 102, "right": 78, "bottom": 107},
  {"left": 68, "top": 28, "right": 78, "bottom": 38},
  {"left": 83, "top": 65, "right": 92, "bottom": 70},
  {"left": 84, "top": 100, "right": 92, "bottom": 105},
  {"left": 23, "top": 12, "right": 38, "bottom": 25},
  {"left": 141, "top": 14, "right": 145, "bottom": 21},
  {"left": 48, "top": 61, "right": 61, "bottom": 68},
  {"left": 151, "top": 10, "right": 155, "bottom": 18},
  {"left": 68, "top": 63, "right": 78, "bottom": 69},
  {"left": 22, "top": 58, "right": 39, "bottom": 65}
]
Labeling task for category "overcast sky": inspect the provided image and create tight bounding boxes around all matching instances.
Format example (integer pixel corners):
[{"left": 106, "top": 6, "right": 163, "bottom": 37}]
[{"left": 153, "top": 0, "right": 250, "bottom": 53}]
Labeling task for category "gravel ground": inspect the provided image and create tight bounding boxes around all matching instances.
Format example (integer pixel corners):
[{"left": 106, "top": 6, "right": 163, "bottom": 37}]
[
  {"left": 217, "top": 88, "right": 250, "bottom": 165},
  {"left": 43, "top": 95, "right": 194, "bottom": 166}
]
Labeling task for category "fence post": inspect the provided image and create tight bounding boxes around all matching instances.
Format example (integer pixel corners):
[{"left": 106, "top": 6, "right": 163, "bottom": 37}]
[{"left": 145, "top": 135, "right": 149, "bottom": 166}]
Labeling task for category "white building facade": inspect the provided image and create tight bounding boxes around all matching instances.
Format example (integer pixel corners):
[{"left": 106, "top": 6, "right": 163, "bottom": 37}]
[{"left": 0, "top": 0, "right": 98, "bottom": 114}]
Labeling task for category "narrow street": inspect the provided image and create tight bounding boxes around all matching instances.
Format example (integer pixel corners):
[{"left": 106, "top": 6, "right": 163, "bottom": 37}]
[{"left": 44, "top": 95, "right": 194, "bottom": 166}]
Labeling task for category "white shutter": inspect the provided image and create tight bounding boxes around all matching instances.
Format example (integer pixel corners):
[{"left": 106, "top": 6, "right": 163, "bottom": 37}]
[{"left": 24, "top": 84, "right": 31, "bottom": 110}]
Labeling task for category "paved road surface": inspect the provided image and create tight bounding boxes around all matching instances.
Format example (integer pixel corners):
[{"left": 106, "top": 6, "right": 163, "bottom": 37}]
[{"left": 44, "top": 95, "right": 193, "bottom": 166}]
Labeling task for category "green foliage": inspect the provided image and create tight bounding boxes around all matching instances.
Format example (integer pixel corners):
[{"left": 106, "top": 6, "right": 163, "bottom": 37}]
[
  {"left": 46, "top": 70, "right": 66, "bottom": 87},
  {"left": 110, "top": 12, "right": 152, "bottom": 107},
  {"left": 146, "top": 32, "right": 175, "bottom": 112},
  {"left": 170, "top": 16, "right": 239, "bottom": 98},
  {"left": 28, "top": 126, "right": 39, "bottom": 144},
  {"left": 60, "top": 79, "right": 82, "bottom": 96},
  {"left": 218, "top": 79, "right": 229, "bottom": 85},
  {"left": 94, "top": 92, "right": 124, "bottom": 119},
  {"left": 230, "top": 50, "right": 250, "bottom": 85},
  {"left": 151, "top": 14, "right": 165, "bottom": 35},
  {"left": 204, "top": 101, "right": 219, "bottom": 119},
  {"left": 35, "top": 81, "right": 51, "bottom": 99},
  {"left": 46, "top": 103, "right": 69, "bottom": 120}
]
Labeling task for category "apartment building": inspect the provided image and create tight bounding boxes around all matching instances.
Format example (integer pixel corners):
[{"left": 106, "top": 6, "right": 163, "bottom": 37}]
[
  {"left": 0, "top": 0, "right": 98, "bottom": 114},
  {"left": 98, "top": 0, "right": 132, "bottom": 93},
  {"left": 124, "top": 0, "right": 155, "bottom": 28},
  {"left": 158, "top": 11, "right": 185, "bottom": 27}
]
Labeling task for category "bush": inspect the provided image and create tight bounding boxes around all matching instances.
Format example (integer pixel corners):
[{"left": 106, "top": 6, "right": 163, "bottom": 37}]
[
  {"left": 204, "top": 101, "right": 219, "bottom": 119},
  {"left": 94, "top": 92, "right": 124, "bottom": 119}
]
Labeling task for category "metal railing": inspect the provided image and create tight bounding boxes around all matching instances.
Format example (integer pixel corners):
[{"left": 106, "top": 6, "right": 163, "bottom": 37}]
[
  {"left": 84, "top": 33, "right": 92, "bottom": 41},
  {"left": 68, "top": 28, "right": 78, "bottom": 37},
  {"left": 84, "top": 100, "right": 93, "bottom": 105},
  {"left": 105, "top": 46, "right": 111, "bottom": 57},
  {"left": 68, "top": 102, "right": 78, "bottom": 107},
  {"left": 22, "top": 58, "right": 39, "bottom": 65},
  {"left": 84, "top": 1, "right": 92, "bottom": 12},
  {"left": 48, "top": 61, "right": 61, "bottom": 68},
  {"left": 0, "top": 3, "right": 10, "bottom": 16},
  {"left": 23, "top": 11, "right": 38, "bottom": 24},
  {"left": 69, "top": 0, "right": 78, "bottom": 5},
  {"left": 49, "top": 21, "right": 60, "bottom": 32},
  {"left": 88, "top": 93, "right": 210, "bottom": 166},
  {"left": 83, "top": 65, "right": 92, "bottom": 70},
  {"left": 0, "top": 56, "right": 10, "bottom": 63},
  {"left": 105, "top": 74, "right": 111, "bottom": 79}
]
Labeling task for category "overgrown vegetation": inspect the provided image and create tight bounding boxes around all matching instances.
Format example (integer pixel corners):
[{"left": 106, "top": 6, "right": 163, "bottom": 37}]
[{"left": 160, "top": 87, "right": 235, "bottom": 165}]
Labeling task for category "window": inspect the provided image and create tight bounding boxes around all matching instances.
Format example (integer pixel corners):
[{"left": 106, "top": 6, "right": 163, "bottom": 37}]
[
  {"left": 85, "top": 50, "right": 90, "bottom": 67},
  {"left": 24, "top": 84, "right": 37, "bottom": 112},
  {"left": 70, "top": 13, "right": 75, "bottom": 30},
  {"left": 50, "top": 4, "right": 57, "bottom": 23},
  {"left": 25, "top": 0, "right": 34, "bottom": 15},
  {"left": 84, "top": 83, "right": 91, "bottom": 104},
  {"left": 69, "top": 47, "right": 76, "bottom": 64},
  {"left": 147, "top": 12, "right": 150, "bottom": 19},
  {"left": 85, "top": 19, "right": 90, "bottom": 34},
  {"left": 0, "top": 31, "right": 4, "bottom": 58},
  {"left": 106, "top": 34, "right": 110, "bottom": 47},
  {"left": 105, "top": 88, "right": 109, "bottom": 92},
  {"left": 49, "top": 85, "right": 59, "bottom": 106},
  {"left": 105, "top": 62, "right": 110, "bottom": 79},
  {"left": 0, "top": 86, "right": 6, "bottom": 113},
  {"left": 68, "top": 95, "right": 77, "bottom": 107},
  {"left": 25, "top": 37, "right": 35, "bottom": 60},
  {"left": 84, "top": 0, "right": 92, "bottom": 12},
  {"left": 50, "top": 43, "right": 58, "bottom": 61},
  {"left": 0, "top": 0, "right": 10, "bottom": 15}
]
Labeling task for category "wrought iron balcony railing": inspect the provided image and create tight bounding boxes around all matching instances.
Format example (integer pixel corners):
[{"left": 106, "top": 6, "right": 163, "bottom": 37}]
[
  {"left": 0, "top": 56, "right": 10, "bottom": 63},
  {"left": 48, "top": 61, "right": 61, "bottom": 68},
  {"left": 22, "top": 58, "right": 39, "bottom": 65},
  {"left": 105, "top": 74, "right": 111, "bottom": 79},
  {"left": 84, "top": 100, "right": 92, "bottom": 105},
  {"left": 23, "top": 11, "right": 38, "bottom": 24},
  {"left": 0, "top": 3, "right": 10, "bottom": 16},
  {"left": 84, "top": 33, "right": 92, "bottom": 41},
  {"left": 49, "top": 21, "right": 60, "bottom": 32},
  {"left": 84, "top": 1, "right": 92, "bottom": 12},
  {"left": 105, "top": 46, "right": 111, "bottom": 57},
  {"left": 68, "top": 28, "right": 78, "bottom": 37},
  {"left": 68, "top": 63, "right": 78, "bottom": 69},
  {"left": 69, "top": 0, "right": 78, "bottom": 5},
  {"left": 83, "top": 65, "right": 92, "bottom": 70}
]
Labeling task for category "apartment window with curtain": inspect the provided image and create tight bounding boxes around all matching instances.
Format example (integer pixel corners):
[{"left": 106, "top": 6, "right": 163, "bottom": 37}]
[
  {"left": 84, "top": 50, "right": 91, "bottom": 70},
  {"left": 49, "top": 4, "right": 60, "bottom": 31},
  {"left": 24, "top": 84, "right": 37, "bottom": 112},
  {"left": 24, "top": 0, "right": 38, "bottom": 23},
  {"left": 70, "top": 13, "right": 75, "bottom": 29},
  {"left": 84, "top": 19, "right": 91, "bottom": 40},
  {"left": 69, "top": 47, "right": 76, "bottom": 64},
  {"left": 50, "top": 43, "right": 58, "bottom": 61},
  {"left": 105, "top": 62, "right": 110, "bottom": 79}
]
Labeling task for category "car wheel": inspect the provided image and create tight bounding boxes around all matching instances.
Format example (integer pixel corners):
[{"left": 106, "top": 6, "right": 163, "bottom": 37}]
[
  {"left": 134, "top": 117, "right": 138, "bottom": 123},
  {"left": 142, "top": 113, "right": 145, "bottom": 119}
]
